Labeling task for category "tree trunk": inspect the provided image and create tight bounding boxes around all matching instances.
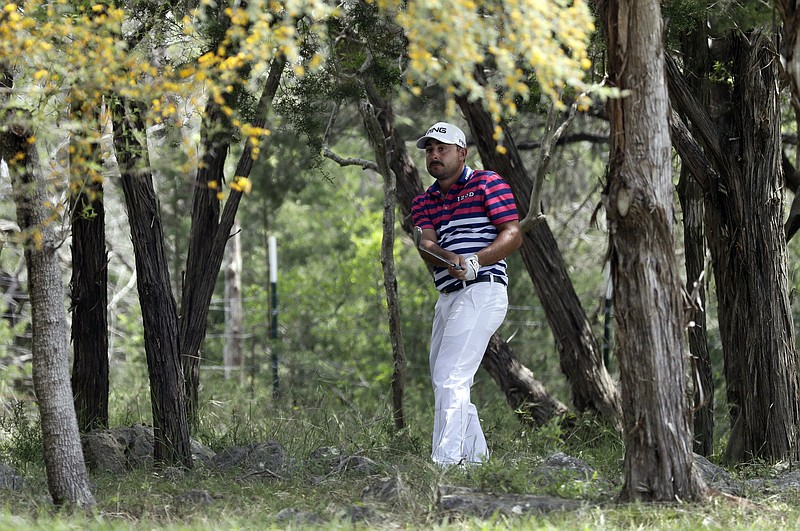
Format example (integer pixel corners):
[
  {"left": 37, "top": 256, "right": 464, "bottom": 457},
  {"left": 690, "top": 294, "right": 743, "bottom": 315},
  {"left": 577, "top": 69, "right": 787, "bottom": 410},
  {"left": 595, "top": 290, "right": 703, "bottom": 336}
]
[
  {"left": 223, "top": 219, "right": 244, "bottom": 379},
  {"left": 678, "top": 19, "right": 714, "bottom": 457},
  {"left": 111, "top": 96, "right": 193, "bottom": 468},
  {"left": 180, "top": 55, "right": 287, "bottom": 424},
  {"left": 599, "top": 0, "right": 706, "bottom": 501},
  {"left": 457, "top": 94, "right": 622, "bottom": 431},
  {"left": 359, "top": 97, "right": 407, "bottom": 431},
  {"left": 481, "top": 335, "right": 569, "bottom": 426},
  {"left": 69, "top": 99, "right": 109, "bottom": 432},
  {"left": 668, "top": 31, "right": 800, "bottom": 463},
  {"left": 678, "top": 165, "right": 714, "bottom": 457},
  {"left": 775, "top": 1, "right": 800, "bottom": 115},
  {"left": 179, "top": 99, "right": 227, "bottom": 422},
  {"left": 364, "top": 86, "right": 568, "bottom": 427},
  {"left": 707, "top": 33, "right": 799, "bottom": 463},
  {"left": 2, "top": 112, "right": 95, "bottom": 507}
]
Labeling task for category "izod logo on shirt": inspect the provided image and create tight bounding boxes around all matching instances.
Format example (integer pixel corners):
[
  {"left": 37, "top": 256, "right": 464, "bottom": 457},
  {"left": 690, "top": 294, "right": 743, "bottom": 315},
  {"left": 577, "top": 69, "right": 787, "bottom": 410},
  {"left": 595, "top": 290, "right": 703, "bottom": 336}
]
[{"left": 457, "top": 192, "right": 475, "bottom": 202}]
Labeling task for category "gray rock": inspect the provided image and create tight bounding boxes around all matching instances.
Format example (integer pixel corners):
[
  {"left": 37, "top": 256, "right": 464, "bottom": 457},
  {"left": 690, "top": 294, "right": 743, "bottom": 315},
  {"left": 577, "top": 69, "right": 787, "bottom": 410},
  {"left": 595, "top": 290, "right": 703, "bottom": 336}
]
[
  {"left": 531, "top": 452, "right": 598, "bottom": 484},
  {"left": 210, "top": 440, "right": 290, "bottom": 475},
  {"left": 437, "top": 485, "right": 581, "bottom": 518},
  {"left": 361, "top": 475, "right": 410, "bottom": 504},
  {"left": 343, "top": 503, "right": 377, "bottom": 523},
  {"left": 81, "top": 426, "right": 215, "bottom": 473},
  {"left": 0, "top": 462, "right": 24, "bottom": 490},
  {"left": 745, "top": 469, "right": 800, "bottom": 496},
  {"left": 693, "top": 454, "right": 743, "bottom": 495},
  {"left": 174, "top": 489, "right": 214, "bottom": 506},
  {"left": 332, "top": 455, "right": 380, "bottom": 475}
]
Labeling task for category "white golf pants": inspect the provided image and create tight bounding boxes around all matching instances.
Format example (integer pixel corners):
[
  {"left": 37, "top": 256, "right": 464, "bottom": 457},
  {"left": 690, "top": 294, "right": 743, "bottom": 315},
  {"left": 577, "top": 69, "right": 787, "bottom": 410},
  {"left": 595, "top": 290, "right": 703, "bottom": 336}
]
[{"left": 429, "top": 280, "right": 508, "bottom": 466}]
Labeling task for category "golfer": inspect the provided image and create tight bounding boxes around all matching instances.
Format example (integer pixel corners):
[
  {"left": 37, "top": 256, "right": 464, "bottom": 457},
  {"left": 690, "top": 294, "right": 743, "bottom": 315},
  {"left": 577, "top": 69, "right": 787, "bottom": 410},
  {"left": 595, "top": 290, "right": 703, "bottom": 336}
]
[{"left": 411, "top": 121, "right": 522, "bottom": 466}]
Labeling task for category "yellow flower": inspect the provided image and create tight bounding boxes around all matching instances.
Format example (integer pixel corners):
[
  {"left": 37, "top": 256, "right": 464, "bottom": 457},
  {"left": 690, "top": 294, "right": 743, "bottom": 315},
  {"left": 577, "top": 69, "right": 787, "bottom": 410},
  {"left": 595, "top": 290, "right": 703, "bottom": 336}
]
[{"left": 231, "top": 177, "right": 252, "bottom": 194}]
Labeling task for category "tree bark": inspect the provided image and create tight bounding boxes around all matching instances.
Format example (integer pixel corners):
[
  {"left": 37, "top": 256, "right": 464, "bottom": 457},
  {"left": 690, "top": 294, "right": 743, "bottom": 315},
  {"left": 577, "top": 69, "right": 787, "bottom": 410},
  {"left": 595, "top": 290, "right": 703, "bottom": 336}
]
[
  {"left": 69, "top": 99, "right": 109, "bottom": 432},
  {"left": 224, "top": 219, "right": 244, "bottom": 379},
  {"left": 668, "top": 32, "right": 800, "bottom": 463},
  {"left": 2, "top": 111, "right": 95, "bottom": 507},
  {"left": 180, "top": 55, "right": 286, "bottom": 425},
  {"left": 457, "top": 94, "right": 623, "bottom": 431},
  {"left": 359, "top": 97, "right": 407, "bottom": 431},
  {"left": 599, "top": 0, "right": 706, "bottom": 501},
  {"left": 678, "top": 19, "right": 714, "bottom": 457},
  {"left": 364, "top": 86, "right": 568, "bottom": 427},
  {"left": 708, "top": 33, "right": 799, "bottom": 463},
  {"left": 111, "top": 96, "right": 193, "bottom": 468}
]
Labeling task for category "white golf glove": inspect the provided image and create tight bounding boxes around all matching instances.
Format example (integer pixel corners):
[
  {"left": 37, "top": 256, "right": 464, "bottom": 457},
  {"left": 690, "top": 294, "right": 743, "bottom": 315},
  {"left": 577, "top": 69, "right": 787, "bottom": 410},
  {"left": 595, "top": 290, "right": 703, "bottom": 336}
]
[{"left": 463, "top": 255, "right": 480, "bottom": 281}]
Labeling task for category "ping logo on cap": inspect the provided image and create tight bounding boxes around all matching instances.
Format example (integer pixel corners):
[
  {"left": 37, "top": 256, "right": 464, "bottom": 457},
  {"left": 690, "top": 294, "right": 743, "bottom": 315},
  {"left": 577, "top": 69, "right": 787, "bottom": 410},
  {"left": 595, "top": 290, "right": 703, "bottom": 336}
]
[{"left": 416, "top": 121, "right": 467, "bottom": 149}]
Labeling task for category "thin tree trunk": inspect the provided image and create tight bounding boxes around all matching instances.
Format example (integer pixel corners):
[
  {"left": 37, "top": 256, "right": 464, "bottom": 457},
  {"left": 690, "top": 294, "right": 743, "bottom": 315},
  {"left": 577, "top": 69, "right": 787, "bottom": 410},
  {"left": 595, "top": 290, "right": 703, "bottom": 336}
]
[
  {"left": 69, "top": 98, "right": 109, "bottom": 432},
  {"left": 111, "top": 96, "right": 192, "bottom": 468},
  {"left": 180, "top": 55, "right": 286, "bottom": 424},
  {"left": 2, "top": 111, "right": 95, "bottom": 507},
  {"left": 224, "top": 219, "right": 244, "bottom": 379},
  {"left": 678, "top": 18, "right": 714, "bottom": 457},
  {"left": 359, "top": 97, "right": 407, "bottom": 430},
  {"left": 599, "top": 0, "right": 706, "bottom": 501}
]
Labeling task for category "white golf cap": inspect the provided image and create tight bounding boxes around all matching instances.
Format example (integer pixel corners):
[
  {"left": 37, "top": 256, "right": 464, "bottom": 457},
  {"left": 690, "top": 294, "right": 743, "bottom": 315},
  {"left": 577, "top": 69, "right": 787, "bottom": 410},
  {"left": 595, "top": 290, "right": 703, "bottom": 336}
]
[{"left": 415, "top": 122, "right": 467, "bottom": 149}]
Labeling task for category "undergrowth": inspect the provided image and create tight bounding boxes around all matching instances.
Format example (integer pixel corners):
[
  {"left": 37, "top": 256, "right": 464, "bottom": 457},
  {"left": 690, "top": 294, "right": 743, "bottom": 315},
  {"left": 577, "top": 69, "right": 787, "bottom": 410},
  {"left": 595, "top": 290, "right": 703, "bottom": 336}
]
[{"left": 3, "top": 364, "right": 800, "bottom": 529}]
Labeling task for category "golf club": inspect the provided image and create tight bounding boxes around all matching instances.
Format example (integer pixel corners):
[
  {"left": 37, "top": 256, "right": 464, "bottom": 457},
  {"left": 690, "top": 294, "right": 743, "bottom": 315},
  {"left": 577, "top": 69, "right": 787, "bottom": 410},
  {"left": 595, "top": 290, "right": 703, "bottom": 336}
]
[{"left": 413, "top": 226, "right": 463, "bottom": 270}]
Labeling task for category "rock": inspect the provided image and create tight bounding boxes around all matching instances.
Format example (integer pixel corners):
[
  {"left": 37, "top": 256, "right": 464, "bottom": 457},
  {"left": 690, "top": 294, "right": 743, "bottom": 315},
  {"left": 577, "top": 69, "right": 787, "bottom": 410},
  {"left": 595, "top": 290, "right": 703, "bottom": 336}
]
[
  {"left": 210, "top": 440, "right": 290, "bottom": 476},
  {"left": 274, "top": 508, "right": 325, "bottom": 525},
  {"left": 174, "top": 490, "right": 214, "bottom": 506},
  {"left": 0, "top": 463, "right": 24, "bottom": 490},
  {"left": 693, "top": 454, "right": 742, "bottom": 495},
  {"left": 745, "top": 470, "right": 800, "bottom": 497},
  {"left": 342, "top": 503, "right": 377, "bottom": 523},
  {"left": 437, "top": 485, "right": 581, "bottom": 518},
  {"left": 332, "top": 455, "right": 380, "bottom": 475},
  {"left": 81, "top": 426, "right": 215, "bottom": 473},
  {"left": 531, "top": 452, "right": 598, "bottom": 485},
  {"left": 361, "top": 475, "right": 410, "bottom": 504}
]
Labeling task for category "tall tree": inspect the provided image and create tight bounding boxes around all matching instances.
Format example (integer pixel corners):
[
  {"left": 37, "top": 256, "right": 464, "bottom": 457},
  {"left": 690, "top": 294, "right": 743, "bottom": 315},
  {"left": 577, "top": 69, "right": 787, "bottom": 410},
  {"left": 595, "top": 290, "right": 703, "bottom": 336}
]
[
  {"left": 69, "top": 95, "right": 109, "bottom": 433},
  {"left": 180, "top": 54, "right": 287, "bottom": 424},
  {"left": 598, "top": 0, "right": 706, "bottom": 500},
  {"left": 359, "top": 95, "right": 407, "bottom": 430},
  {"left": 668, "top": 30, "right": 800, "bottom": 463},
  {"left": 1, "top": 105, "right": 95, "bottom": 506},
  {"left": 676, "top": 12, "right": 714, "bottom": 457},
  {"left": 111, "top": 96, "right": 193, "bottom": 468}
]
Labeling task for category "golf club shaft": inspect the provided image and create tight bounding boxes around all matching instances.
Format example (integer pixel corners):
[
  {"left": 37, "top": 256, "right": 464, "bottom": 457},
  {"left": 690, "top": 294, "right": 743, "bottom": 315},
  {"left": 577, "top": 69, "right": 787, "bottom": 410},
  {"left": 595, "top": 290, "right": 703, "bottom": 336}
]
[
  {"left": 414, "top": 226, "right": 463, "bottom": 270},
  {"left": 419, "top": 246, "right": 462, "bottom": 270}
]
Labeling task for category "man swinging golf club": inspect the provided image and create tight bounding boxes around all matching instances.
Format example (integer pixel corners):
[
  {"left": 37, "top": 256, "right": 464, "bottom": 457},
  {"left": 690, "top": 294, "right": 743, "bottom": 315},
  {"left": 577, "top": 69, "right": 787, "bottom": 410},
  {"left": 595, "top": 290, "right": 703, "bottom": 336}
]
[{"left": 411, "top": 121, "right": 522, "bottom": 467}]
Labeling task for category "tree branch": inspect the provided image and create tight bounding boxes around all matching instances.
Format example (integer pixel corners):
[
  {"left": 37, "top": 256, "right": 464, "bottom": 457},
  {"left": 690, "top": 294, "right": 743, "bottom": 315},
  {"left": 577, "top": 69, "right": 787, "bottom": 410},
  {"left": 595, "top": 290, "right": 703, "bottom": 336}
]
[
  {"left": 665, "top": 52, "right": 727, "bottom": 179},
  {"left": 322, "top": 102, "right": 379, "bottom": 171},
  {"left": 519, "top": 96, "right": 581, "bottom": 233}
]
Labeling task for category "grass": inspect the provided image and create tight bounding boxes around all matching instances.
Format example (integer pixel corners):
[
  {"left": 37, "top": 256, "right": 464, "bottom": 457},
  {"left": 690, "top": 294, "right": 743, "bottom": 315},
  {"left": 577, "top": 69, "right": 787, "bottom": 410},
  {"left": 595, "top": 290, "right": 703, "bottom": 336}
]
[{"left": 3, "top": 364, "right": 800, "bottom": 529}]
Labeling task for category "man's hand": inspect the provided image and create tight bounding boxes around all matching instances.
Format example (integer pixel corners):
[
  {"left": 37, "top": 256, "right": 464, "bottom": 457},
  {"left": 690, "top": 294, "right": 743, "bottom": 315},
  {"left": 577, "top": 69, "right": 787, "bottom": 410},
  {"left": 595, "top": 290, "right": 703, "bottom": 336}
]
[{"left": 463, "top": 255, "right": 480, "bottom": 281}]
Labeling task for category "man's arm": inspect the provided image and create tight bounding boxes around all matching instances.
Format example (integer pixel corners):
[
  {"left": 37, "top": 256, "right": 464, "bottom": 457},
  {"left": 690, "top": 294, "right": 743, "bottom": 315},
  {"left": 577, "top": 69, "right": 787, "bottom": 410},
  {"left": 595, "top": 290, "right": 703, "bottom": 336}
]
[{"left": 448, "top": 220, "right": 522, "bottom": 279}]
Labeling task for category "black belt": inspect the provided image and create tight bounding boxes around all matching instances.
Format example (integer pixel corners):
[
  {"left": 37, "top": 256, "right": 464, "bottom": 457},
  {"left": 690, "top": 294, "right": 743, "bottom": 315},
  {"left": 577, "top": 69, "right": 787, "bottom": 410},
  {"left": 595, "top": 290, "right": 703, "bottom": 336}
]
[{"left": 439, "top": 275, "right": 507, "bottom": 294}]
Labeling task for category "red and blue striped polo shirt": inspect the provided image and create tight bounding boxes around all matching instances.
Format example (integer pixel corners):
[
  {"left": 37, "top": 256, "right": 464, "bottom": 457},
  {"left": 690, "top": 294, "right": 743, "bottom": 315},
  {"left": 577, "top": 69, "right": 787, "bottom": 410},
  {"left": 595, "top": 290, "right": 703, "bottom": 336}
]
[{"left": 411, "top": 166, "right": 519, "bottom": 292}]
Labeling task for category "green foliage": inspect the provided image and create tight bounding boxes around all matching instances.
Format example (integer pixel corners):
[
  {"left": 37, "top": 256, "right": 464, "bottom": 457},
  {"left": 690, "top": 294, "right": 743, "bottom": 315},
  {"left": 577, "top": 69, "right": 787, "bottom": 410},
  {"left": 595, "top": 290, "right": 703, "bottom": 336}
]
[{"left": 0, "top": 401, "right": 43, "bottom": 467}]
